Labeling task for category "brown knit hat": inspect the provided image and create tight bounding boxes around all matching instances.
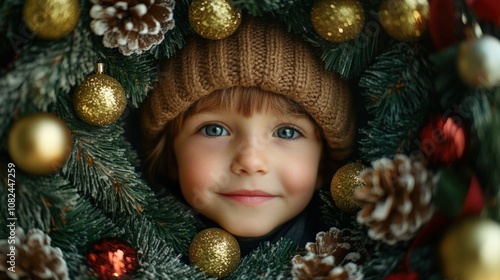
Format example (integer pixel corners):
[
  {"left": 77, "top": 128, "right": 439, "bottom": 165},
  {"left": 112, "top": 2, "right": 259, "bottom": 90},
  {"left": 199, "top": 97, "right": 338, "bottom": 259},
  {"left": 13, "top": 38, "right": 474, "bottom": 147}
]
[{"left": 142, "top": 17, "right": 356, "bottom": 161}]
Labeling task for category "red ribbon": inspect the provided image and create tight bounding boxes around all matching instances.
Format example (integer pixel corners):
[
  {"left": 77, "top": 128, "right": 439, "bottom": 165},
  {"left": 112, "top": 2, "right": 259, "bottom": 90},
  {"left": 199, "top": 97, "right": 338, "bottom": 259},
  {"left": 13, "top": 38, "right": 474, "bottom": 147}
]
[
  {"left": 468, "top": 0, "right": 500, "bottom": 27},
  {"left": 385, "top": 272, "right": 419, "bottom": 280},
  {"left": 429, "top": 0, "right": 500, "bottom": 51}
]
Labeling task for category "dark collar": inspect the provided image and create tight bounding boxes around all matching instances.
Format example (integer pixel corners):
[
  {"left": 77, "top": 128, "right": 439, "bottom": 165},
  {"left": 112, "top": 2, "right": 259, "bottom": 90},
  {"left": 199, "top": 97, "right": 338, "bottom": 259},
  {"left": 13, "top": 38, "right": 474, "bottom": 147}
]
[{"left": 198, "top": 210, "right": 314, "bottom": 257}]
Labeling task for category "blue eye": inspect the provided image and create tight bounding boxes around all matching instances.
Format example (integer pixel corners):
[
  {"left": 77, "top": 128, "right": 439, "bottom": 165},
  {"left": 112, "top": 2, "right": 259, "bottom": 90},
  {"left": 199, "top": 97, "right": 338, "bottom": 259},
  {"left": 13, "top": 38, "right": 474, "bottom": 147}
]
[
  {"left": 202, "top": 124, "right": 228, "bottom": 137},
  {"left": 274, "top": 127, "right": 300, "bottom": 139}
]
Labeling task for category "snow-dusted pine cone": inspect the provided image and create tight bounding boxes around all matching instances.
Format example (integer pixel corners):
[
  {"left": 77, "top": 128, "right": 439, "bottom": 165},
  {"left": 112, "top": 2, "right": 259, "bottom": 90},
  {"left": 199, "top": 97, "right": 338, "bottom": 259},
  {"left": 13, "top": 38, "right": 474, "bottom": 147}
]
[
  {"left": 291, "top": 227, "right": 365, "bottom": 280},
  {"left": 0, "top": 228, "right": 69, "bottom": 279},
  {"left": 353, "top": 154, "right": 435, "bottom": 245},
  {"left": 90, "top": 0, "right": 175, "bottom": 56}
]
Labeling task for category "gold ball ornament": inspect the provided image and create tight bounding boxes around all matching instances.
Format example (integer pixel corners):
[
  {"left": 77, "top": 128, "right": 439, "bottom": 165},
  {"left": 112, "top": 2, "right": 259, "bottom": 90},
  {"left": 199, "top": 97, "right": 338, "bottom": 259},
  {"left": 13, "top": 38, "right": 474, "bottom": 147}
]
[
  {"left": 379, "top": 0, "right": 429, "bottom": 42},
  {"left": 74, "top": 63, "right": 126, "bottom": 126},
  {"left": 8, "top": 113, "right": 73, "bottom": 175},
  {"left": 311, "top": 0, "right": 365, "bottom": 43},
  {"left": 189, "top": 228, "right": 240, "bottom": 278},
  {"left": 23, "top": 0, "right": 80, "bottom": 40},
  {"left": 330, "top": 161, "right": 367, "bottom": 213},
  {"left": 457, "top": 35, "right": 500, "bottom": 89},
  {"left": 188, "top": 0, "right": 242, "bottom": 40},
  {"left": 440, "top": 218, "right": 500, "bottom": 280}
]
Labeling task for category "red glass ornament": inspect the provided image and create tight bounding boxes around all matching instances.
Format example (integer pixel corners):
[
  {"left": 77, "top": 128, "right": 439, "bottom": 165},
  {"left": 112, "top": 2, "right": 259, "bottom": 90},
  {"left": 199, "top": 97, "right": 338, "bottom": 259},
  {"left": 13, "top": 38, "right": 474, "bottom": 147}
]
[
  {"left": 86, "top": 238, "right": 139, "bottom": 279},
  {"left": 419, "top": 115, "right": 466, "bottom": 166}
]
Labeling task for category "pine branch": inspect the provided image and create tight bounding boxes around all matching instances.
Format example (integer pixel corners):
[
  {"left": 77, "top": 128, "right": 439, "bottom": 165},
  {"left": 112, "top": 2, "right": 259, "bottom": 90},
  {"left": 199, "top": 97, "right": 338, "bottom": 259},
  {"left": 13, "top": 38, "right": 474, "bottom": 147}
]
[
  {"left": 57, "top": 95, "right": 199, "bottom": 255},
  {"left": 228, "top": 238, "right": 296, "bottom": 279},
  {"left": 49, "top": 197, "right": 120, "bottom": 278},
  {"left": 86, "top": 0, "right": 158, "bottom": 109},
  {"left": 142, "top": 195, "right": 200, "bottom": 255},
  {"left": 358, "top": 43, "right": 432, "bottom": 162},
  {"left": 0, "top": 18, "right": 97, "bottom": 142},
  {"left": 360, "top": 43, "right": 432, "bottom": 123},
  {"left": 362, "top": 242, "right": 405, "bottom": 280},
  {"left": 232, "top": 0, "right": 300, "bottom": 16},
  {"left": 471, "top": 90, "right": 500, "bottom": 207},
  {"left": 272, "top": 0, "right": 388, "bottom": 78},
  {"left": 56, "top": 95, "right": 149, "bottom": 216},
  {"left": 0, "top": 170, "right": 78, "bottom": 235},
  {"left": 358, "top": 118, "right": 420, "bottom": 162},
  {"left": 319, "top": 183, "right": 411, "bottom": 279},
  {"left": 50, "top": 197, "right": 120, "bottom": 252},
  {"left": 149, "top": 0, "right": 192, "bottom": 59},
  {"left": 0, "top": 0, "right": 23, "bottom": 34},
  {"left": 318, "top": 189, "right": 360, "bottom": 230},
  {"left": 428, "top": 46, "right": 469, "bottom": 109},
  {"left": 63, "top": 252, "right": 97, "bottom": 280},
  {"left": 114, "top": 214, "right": 206, "bottom": 280},
  {"left": 94, "top": 52, "right": 157, "bottom": 108},
  {"left": 319, "top": 15, "right": 389, "bottom": 78},
  {"left": 410, "top": 243, "right": 442, "bottom": 280}
]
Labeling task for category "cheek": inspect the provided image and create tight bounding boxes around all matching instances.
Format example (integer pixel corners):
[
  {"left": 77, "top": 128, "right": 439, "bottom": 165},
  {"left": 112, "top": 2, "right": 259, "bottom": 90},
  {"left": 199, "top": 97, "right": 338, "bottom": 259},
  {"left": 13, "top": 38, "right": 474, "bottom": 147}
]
[
  {"left": 175, "top": 145, "right": 230, "bottom": 207},
  {"left": 179, "top": 163, "right": 214, "bottom": 212},
  {"left": 278, "top": 152, "right": 321, "bottom": 195},
  {"left": 176, "top": 145, "right": 209, "bottom": 194}
]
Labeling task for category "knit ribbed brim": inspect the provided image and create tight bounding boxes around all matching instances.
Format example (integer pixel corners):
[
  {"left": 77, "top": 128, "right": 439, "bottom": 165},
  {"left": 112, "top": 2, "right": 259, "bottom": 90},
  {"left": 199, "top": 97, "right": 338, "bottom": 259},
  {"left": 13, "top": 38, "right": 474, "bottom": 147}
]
[{"left": 141, "top": 17, "right": 356, "bottom": 161}]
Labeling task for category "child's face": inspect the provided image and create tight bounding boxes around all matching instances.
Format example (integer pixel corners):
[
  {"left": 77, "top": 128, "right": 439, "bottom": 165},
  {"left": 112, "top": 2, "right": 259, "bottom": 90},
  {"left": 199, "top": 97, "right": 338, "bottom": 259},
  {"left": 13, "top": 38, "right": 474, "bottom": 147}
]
[{"left": 173, "top": 106, "right": 323, "bottom": 237}]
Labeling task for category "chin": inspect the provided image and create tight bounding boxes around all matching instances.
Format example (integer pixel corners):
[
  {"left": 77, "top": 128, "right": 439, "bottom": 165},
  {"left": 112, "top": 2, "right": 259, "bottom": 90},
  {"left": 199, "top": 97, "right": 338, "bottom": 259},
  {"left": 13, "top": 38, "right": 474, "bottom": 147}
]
[{"left": 219, "top": 222, "right": 278, "bottom": 238}]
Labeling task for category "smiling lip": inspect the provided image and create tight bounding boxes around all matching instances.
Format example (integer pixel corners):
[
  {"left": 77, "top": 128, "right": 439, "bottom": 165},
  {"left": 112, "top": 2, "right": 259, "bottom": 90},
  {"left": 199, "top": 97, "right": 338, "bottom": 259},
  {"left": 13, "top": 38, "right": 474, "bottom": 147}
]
[{"left": 221, "top": 190, "right": 276, "bottom": 205}]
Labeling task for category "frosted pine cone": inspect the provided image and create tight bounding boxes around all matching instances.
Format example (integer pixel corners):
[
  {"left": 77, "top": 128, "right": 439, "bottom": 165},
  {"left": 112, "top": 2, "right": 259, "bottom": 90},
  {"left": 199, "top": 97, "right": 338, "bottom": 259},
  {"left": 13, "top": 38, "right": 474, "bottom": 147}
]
[
  {"left": 0, "top": 228, "right": 69, "bottom": 279},
  {"left": 291, "top": 227, "right": 365, "bottom": 280},
  {"left": 90, "top": 0, "right": 175, "bottom": 56},
  {"left": 354, "top": 154, "right": 435, "bottom": 245}
]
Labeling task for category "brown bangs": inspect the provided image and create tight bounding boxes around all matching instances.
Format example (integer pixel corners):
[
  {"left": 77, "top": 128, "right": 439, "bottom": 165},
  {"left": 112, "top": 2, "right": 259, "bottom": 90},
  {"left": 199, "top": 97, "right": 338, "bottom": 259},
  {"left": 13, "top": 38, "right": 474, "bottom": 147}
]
[
  {"left": 189, "top": 87, "right": 307, "bottom": 118},
  {"left": 170, "top": 87, "right": 313, "bottom": 137}
]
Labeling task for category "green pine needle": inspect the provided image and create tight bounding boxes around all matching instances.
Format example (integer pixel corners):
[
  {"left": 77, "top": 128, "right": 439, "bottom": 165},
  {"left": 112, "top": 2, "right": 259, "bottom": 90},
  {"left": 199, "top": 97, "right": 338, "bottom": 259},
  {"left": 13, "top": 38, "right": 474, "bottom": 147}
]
[
  {"left": 56, "top": 96, "right": 149, "bottom": 215},
  {"left": 0, "top": 172, "right": 78, "bottom": 236},
  {"left": 471, "top": 90, "right": 500, "bottom": 201},
  {"left": 358, "top": 118, "right": 420, "bottom": 162},
  {"left": 232, "top": 0, "right": 300, "bottom": 16},
  {"left": 228, "top": 238, "right": 296, "bottom": 279},
  {"left": 50, "top": 197, "right": 119, "bottom": 251},
  {"left": 142, "top": 195, "right": 200, "bottom": 254},
  {"left": 360, "top": 43, "right": 431, "bottom": 123},
  {"left": 97, "top": 54, "right": 157, "bottom": 108},
  {"left": 0, "top": 21, "right": 97, "bottom": 142},
  {"left": 319, "top": 190, "right": 360, "bottom": 230},
  {"left": 358, "top": 43, "right": 432, "bottom": 162},
  {"left": 362, "top": 242, "right": 406, "bottom": 280},
  {"left": 117, "top": 215, "right": 206, "bottom": 279},
  {"left": 149, "top": 0, "right": 192, "bottom": 60}
]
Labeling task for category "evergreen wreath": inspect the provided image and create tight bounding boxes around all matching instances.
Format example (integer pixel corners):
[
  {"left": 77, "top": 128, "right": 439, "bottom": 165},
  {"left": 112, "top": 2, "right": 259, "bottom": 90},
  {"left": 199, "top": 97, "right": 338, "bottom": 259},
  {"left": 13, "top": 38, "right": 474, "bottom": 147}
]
[{"left": 1, "top": 0, "right": 500, "bottom": 279}]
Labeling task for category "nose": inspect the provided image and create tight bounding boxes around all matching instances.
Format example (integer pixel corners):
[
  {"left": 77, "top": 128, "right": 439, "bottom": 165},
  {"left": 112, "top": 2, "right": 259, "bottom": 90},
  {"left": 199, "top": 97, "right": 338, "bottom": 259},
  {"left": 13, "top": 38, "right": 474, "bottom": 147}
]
[{"left": 230, "top": 142, "right": 269, "bottom": 175}]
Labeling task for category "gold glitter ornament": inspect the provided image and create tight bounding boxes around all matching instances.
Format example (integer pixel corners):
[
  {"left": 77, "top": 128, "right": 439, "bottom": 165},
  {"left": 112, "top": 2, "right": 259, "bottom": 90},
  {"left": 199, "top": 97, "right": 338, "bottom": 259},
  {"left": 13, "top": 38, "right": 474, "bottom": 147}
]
[
  {"left": 23, "top": 0, "right": 80, "bottom": 40},
  {"left": 188, "top": 0, "right": 242, "bottom": 40},
  {"left": 189, "top": 228, "right": 240, "bottom": 278},
  {"left": 8, "top": 113, "right": 73, "bottom": 175},
  {"left": 73, "top": 63, "right": 127, "bottom": 126},
  {"left": 439, "top": 218, "right": 500, "bottom": 280},
  {"left": 310, "top": 0, "right": 365, "bottom": 43},
  {"left": 330, "top": 161, "right": 367, "bottom": 213},
  {"left": 379, "top": 0, "right": 429, "bottom": 42}
]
